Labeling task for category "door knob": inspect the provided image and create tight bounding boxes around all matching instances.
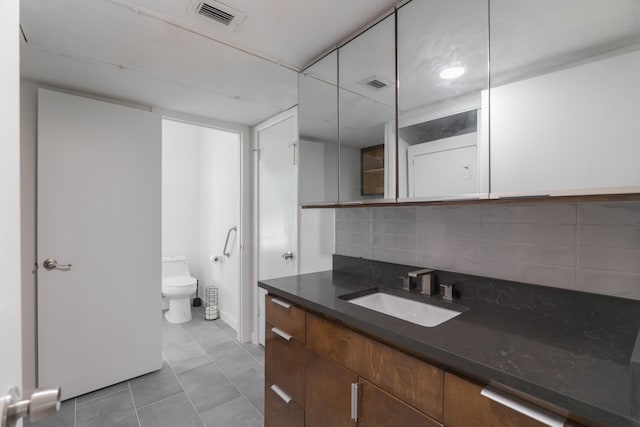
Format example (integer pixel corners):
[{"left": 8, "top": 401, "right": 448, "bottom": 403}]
[
  {"left": 43, "top": 258, "right": 72, "bottom": 271},
  {"left": 282, "top": 251, "right": 294, "bottom": 260},
  {"left": 1, "top": 387, "right": 61, "bottom": 427}
]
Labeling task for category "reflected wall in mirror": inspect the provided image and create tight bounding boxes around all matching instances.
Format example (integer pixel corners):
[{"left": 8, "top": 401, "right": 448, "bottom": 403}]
[
  {"left": 397, "top": 0, "right": 489, "bottom": 201},
  {"left": 299, "top": 50, "right": 339, "bottom": 204},
  {"left": 490, "top": 0, "right": 640, "bottom": 196},
  {"left": 339, "top": 15, "right": 396, "bottom": 202}
]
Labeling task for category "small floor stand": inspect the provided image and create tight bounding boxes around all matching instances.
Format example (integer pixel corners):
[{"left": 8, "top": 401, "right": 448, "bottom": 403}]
[
  {"left": 205, "top": 286, "right": 219, "bottom": 320},
  {"left": 192, "top": 279, "right": 202, "bottom": 307}
]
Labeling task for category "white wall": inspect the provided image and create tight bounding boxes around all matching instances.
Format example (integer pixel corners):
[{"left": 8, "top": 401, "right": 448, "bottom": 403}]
[
  {"left": 162, "top": 120, "right": 242, "bottom": 330},
  {"left": 198, "top": 127, "right": 241, "bottom": 330},
  {"left": 299, "top": 208, "right": 335, "bottom": 274},
  {"left": 1, "top": 0, "right": 23, "bottom": 397},
  {"left": 162, "top": 120, "right": 202, "bottom": 279}
]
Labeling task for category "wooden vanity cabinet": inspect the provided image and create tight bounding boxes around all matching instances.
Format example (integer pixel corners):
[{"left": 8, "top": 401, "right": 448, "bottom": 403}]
[
  {"left": 264, "top": 294, "right": 587, "bottom": 427},
  {"left": 305, "top": 312, "right": 444, "bottom": 422}
]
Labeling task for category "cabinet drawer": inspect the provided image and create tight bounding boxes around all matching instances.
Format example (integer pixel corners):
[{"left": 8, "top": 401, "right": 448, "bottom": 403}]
[
  {"left": 266, "top": 295, "right": 305, "bottom": 342},
  {"left": 265, "top": 323, "right": 305, "bottom": 405},
  {"left": 306, "top": 313, "right": 444, "bottom": 421},
  {"left": 359, "top": 379, "right": 442, "bottom": 427},
  {"left": 444, "top": 373, "right": 570, "bottom": 427},
  {"left": 265, "top": 381, "right": 304, "bottom": 427}
]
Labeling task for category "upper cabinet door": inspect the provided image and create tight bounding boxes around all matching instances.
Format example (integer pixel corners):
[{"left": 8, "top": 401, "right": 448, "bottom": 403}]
[
  {"left": 397, "top": 0, "right": 489, "bottom": 202},
  {"left": 299, "top": 50, "right": 339, "bottom": 205},
  {"left": 339, "top": 15, "right": 396, "bottom": 203},
  {"left": 489, "top": 0, "right": 640, "bottom": 197}
]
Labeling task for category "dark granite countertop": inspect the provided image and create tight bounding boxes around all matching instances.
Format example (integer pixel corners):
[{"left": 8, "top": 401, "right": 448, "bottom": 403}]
[{"left": 258, "top": 256, "right": 640, "bottom": 427}]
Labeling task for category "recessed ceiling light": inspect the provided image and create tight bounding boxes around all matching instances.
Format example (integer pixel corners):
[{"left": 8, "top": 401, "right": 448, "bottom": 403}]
[{"left": 440, "top": 66, "right": 465, "bottom": 80}]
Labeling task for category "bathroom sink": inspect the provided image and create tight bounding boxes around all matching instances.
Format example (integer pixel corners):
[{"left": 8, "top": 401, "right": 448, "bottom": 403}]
[{"left": 342, "top": 290, "right": 465, "bottom": 327}]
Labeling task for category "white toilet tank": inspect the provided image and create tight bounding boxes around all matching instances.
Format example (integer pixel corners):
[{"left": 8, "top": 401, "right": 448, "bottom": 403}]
[{"left": 162, "top": 256, "right": 192, "bottom": 278}]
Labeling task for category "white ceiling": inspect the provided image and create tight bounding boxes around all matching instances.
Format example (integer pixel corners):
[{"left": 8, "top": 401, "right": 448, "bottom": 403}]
[{"left": 20, "top": 0, "right": 399, "bottom": 126}]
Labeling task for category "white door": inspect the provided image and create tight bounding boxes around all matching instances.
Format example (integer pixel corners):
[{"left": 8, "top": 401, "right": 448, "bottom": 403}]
[
  {"left": 255, "top": 108, "right": 298, "bottom": 345},
  {"left": 0, "top": 0, "right": 22, "bottom": 402},
  {"left": 37, "top": 89, "right": 162, "bottom": 400}
]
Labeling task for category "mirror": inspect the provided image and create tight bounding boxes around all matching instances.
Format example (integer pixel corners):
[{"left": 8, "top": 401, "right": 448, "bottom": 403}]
[
  {"left": 338, "top": 15, "right": 396, "bottom": 202},
  {"left": 397, "top": 0, "right": 489, "bottom": 201},
  {"left": 490, "top": 0, "right": 640, "bottom": 196},
  {"left": 299, "top": 50, "right": 339, "bottom": 204}
]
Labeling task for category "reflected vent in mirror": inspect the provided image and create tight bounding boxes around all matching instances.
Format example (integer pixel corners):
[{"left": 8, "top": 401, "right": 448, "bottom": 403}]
[
  {"left": 192, "top": 1, "right": 246, "bottom": 30},
  {"left": 360, "top": 76, "right": 392, "bottom": 90}
]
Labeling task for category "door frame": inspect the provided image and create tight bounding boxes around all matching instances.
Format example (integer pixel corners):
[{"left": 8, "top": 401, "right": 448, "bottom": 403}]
[
  {"left": 0, "top": 0, "right": 22, "bottom": 397},
  {"left": 252, "top": 106, "right": 299, "bottom": 344},
  {"left": 157, "top": 109, "right": 252, "bottom": 343}
]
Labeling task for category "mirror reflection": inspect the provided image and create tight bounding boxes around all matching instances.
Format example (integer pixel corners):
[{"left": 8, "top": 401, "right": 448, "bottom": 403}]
[
  {"left": 490, "top": 0, "right": 640, "bottom": 196},
  {"left": 339, "top": 15, "right": 396, "bottom": 202},
  {"left": 397, "top": 0, "right": 489, "bottom": 201},
  {"left": 299, "top": 50, "right": 339, "bottom": 204}
]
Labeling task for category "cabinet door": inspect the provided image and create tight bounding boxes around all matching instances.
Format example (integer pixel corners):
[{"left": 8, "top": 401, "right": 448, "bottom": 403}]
[
  {"left": 305, "top": 348, "right": 358, "bottom": 427},
  {"left": 358, "top": 379, "right": 442, "bottom": 427},
  {"left": 444, "top": 373, "right": 555, "bottom": 427},
  {"left": 489, "top": 1, "right": 640, "bottom": 197}
]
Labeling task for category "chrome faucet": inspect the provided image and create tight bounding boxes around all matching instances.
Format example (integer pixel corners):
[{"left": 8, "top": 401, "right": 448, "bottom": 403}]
[{"left": 407, "top": 269, "right": 435, "bottom": 295}]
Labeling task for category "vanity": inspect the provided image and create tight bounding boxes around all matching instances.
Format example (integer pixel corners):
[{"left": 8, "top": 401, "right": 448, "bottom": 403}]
[{"left": 259, "top": 256, "right": 640, "bottom": 427}]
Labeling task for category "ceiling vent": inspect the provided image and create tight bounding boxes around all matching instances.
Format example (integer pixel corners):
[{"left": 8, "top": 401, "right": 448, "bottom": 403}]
[
  {"left": 191, "top": 1, "right": 246, "bottom": 31},
  {"left": 360, "top": 76, "right": 392, "bottom": 91}
]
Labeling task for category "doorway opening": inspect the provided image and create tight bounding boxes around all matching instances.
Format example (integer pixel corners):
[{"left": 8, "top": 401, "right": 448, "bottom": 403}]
[{"left": 162, "top": 119, "right": 242, "bottom": 334}]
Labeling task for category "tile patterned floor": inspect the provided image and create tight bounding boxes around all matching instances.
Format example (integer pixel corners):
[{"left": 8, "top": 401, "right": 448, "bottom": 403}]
[{"left": 26, "top": 307, "right": 265, "bottom": 427}]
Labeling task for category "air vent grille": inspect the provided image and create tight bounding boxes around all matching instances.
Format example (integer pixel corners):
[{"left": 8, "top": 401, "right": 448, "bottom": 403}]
[
  {"left": 360, "top": 75, "right": 392, "bottom": 91},
  {"left": 197, "top": 2, "right": 234, "bottom": 25},
  {"left": 366, "top": 79, "right": 388, "bottom": 89},
  {"left": 191, "top": 0, "right": 246, "bottom": 31}
]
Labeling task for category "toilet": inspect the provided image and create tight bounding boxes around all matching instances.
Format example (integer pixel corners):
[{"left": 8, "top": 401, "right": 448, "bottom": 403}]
[{"left": 162, "top": 256, "right": 197, "bottom": 324}]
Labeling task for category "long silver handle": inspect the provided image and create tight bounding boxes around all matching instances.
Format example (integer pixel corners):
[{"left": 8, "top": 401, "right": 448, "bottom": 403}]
[
  {"left": 350, "top": 383, "right": 359, "bottom": 421},
  {"left": 271, "top": 327, "right": 293, "bottom": 342},
  {"left": 1, "top": 387, "right": 61, "bottom": 427},
  {"left": 270, "top": 384, "right": 292, "bottom": 404},
  {"left": 222, "top": 226, "right": 237, "bottom": 258},
  {"left": 271, "top": 298, "right": 292, "bottom": 309},
  {"left": 42, "top": 258, "right": 72, "bottom": 271},
  {"left": 282, "top": 251, "right": 294, "bottom": 260},
  {"left": 481, "top": 386, "right": 566, "bottom": 427}
]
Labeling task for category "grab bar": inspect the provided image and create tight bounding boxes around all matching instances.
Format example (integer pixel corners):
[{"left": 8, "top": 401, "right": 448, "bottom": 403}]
[{"left": 223, "top": 226, "right": 237, "bottom": 258}]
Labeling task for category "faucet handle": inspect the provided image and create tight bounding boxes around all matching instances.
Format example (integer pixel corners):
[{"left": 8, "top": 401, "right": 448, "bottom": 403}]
[
  {"left": 398, "top": 276, "right": 410, "bottom": 291},
  {"left": 440, "top": 283, "right": 454, "bottom": 301}
]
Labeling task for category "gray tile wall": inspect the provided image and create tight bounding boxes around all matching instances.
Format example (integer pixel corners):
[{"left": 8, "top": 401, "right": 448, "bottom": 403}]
[{"left": 335, "top": 202, "right": 640, "bottom": 300}]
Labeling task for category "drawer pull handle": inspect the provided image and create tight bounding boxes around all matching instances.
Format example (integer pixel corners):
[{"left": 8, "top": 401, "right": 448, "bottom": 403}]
[
  {"left": 271, "top": 298, "right": 292, "bottom": 309},
  {"left": 271, "top": 327, "right": 293, "bottom": 341},
  {"left": 481, "top": 386, "right": 566, "bottom": 427},
  {"left": 270, "top": 384, "right": 292, "bottom": 404}
]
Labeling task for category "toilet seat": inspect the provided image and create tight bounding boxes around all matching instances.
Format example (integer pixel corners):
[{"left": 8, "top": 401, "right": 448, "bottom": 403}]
[
  {"left": 162, "top": 276, "right": 197, "bottom": 299},
  {"left": 162, "top": 276, "right": 197, "bottom": 288}
]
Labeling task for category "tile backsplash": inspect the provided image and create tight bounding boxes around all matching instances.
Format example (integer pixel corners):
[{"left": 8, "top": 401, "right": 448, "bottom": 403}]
[{"left": 335, "top": 201, "right": 640, "bottom": 300}]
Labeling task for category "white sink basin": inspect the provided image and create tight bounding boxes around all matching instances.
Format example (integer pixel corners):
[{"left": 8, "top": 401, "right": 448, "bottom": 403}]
[{"left": 346, "top": 292, "right": 463, "bottom": 327}]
